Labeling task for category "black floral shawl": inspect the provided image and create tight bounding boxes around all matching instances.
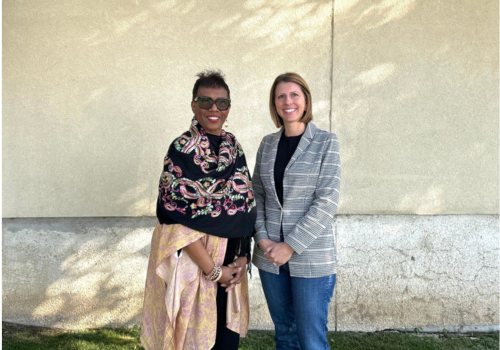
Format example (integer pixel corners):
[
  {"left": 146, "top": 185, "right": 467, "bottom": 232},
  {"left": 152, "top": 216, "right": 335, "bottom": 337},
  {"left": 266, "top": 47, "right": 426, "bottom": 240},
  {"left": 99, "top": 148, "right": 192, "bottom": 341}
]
[{"left": 156, "top": 121, "right": 257, "bottom": 239}]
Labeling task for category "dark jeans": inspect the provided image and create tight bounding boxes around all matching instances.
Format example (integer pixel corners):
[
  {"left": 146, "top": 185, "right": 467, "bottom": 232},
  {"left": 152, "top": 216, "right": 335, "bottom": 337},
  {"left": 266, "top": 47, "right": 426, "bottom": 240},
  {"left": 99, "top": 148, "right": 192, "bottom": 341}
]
[{"left": 259, "top": 264, "right": 336, "bottom": 350}]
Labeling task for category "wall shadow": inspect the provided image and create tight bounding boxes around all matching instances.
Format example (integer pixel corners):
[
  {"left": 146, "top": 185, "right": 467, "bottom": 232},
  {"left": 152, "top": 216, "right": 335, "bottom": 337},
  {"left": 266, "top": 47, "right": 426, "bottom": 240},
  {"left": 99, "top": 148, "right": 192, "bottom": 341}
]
[
  {"left": 3, "top": 217, "right": 155, "bottom": 328},
  {"left": 332, "top": 0, "right": 498, "bottom": 215}
]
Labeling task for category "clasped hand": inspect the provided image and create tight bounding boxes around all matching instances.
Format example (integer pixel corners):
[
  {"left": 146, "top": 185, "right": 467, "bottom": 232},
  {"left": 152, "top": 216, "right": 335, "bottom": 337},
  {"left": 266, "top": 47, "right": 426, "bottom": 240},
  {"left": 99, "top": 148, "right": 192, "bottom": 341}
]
[
  {"left": 259, "top": 239, "right": 294, "bottom": 267},
  {"left": 220, "top": 256, "right": 247, "bottom": 292}
]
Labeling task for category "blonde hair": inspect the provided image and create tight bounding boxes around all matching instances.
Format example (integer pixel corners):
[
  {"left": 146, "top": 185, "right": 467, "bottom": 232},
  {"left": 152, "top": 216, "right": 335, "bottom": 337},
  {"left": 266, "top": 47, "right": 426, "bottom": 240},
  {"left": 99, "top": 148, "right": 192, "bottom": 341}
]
[{"left": 269, "top": 72, "right": 313, "bottom": 128}]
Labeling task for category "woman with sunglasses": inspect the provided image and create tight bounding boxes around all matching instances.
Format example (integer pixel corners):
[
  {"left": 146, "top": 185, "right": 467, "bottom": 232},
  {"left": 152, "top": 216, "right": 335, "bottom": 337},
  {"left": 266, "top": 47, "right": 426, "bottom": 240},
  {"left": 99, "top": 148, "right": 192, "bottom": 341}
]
[
  {"left": 141, "top": 70, "right": 256, "bottom": 350},
  {"left": 252, "top": 72, "right": 341, "bottom": 350}
]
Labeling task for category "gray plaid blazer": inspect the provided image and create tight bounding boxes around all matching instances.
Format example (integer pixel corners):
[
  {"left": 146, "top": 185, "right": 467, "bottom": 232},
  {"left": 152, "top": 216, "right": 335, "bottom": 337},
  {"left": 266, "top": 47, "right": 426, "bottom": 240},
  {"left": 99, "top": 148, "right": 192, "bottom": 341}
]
[{"left": 252, "top": 122, "right": 341, "bottom": 278}]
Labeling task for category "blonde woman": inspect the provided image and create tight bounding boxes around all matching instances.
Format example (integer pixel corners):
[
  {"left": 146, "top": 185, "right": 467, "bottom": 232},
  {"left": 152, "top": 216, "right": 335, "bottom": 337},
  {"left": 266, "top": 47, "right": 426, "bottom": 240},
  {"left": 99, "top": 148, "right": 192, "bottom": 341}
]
[{"left": 253, "top": 72, "right": 341, "bottom": 350}]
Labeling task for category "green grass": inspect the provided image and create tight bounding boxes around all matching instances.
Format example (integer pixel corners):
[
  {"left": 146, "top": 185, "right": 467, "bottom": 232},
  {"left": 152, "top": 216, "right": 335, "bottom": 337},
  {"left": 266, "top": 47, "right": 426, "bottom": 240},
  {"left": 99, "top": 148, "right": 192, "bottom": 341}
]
[
  {"left": 2, "top": 323, "right": 142, "bottom": 350},
  {"left": 326, "top": 331, "right": 499, "bottom": 350},
  {"left": 3, "top": 322, "right": 499, "bottom": 350}
]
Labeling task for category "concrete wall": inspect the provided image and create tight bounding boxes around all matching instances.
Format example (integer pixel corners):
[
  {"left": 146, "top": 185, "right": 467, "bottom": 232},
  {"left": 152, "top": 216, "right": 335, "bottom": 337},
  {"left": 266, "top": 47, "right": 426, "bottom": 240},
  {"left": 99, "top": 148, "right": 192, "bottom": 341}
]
[
  {"left": 3, "top": 215, "right": 498, "bottom": 331},
  {"left": 335, "top": 215, "right": 498, "bottom": 332},
  {"left": 3, "top": 0, "right": 499, "bottom": 331}
]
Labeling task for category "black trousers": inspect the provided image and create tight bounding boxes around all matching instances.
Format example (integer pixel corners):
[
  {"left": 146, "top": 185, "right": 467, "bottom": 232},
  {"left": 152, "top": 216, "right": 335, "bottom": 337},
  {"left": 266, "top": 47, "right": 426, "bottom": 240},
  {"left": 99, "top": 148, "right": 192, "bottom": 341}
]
[{"left": 211, "top": 238, "right": 240, "bottom": 350}]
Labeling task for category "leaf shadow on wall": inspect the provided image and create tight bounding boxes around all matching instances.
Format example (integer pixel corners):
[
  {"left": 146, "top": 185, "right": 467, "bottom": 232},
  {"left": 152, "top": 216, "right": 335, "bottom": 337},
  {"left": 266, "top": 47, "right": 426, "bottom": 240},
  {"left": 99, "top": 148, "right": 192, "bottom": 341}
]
[
  {"left": 3, "top": 218, "right": 155, "bottom": 329},
  {"left": 333, "top": 0, "right": 496, "bottom": 215}
]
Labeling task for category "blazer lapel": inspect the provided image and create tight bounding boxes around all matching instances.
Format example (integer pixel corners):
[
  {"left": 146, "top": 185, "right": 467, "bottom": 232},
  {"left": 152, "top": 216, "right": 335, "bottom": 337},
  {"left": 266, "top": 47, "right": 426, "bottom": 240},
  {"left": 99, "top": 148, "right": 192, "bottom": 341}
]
[
  {"left": 267, "top": 128, "right": 283, "bottom": 206},
  {"left": 284, "top": 122, "right": 317, "bottom": 174}
]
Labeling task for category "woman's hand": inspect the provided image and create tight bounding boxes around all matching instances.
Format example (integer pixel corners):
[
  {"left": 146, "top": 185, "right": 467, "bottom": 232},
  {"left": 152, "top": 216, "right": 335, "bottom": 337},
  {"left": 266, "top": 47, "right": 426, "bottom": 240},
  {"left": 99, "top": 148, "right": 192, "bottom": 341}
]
[
  {"left": 264, "top": 242, "right": 294, "bottom": 266},
  {"left": 222, "top": 256, "right": 247, "bottom": 292},
  {"left": 258, "top": 238, "right": 277, "bottom": 252},
  {"left": 218, "top": 265, "right": 240, "bottom": 287}
]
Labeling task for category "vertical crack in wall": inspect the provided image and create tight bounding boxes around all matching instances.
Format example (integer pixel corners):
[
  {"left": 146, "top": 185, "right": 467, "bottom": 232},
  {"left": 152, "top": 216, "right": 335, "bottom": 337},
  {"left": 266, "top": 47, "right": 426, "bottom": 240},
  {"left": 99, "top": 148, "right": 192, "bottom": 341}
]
[
  {"left": 328, "top": 0, "right": 335, "bottom": 133},
  {"left": 330, "top": 0, "right": 337, "bottom": 332}
]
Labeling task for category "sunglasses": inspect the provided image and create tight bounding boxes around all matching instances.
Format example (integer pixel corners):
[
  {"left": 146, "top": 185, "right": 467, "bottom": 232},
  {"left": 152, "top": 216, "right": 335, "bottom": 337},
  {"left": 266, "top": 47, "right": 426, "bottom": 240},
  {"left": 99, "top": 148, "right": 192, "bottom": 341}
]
[{"left": 194, "top": 96, "right": 231, "bottom": 111}]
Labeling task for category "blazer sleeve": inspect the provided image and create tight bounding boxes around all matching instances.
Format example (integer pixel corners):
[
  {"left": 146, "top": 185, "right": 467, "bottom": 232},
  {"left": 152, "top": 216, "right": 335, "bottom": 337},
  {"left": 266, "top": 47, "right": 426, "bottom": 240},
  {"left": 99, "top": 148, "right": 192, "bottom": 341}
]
[
  {"left": 252, "top": 139, "right": 270, "bottom": 244},
  {"left": 284, "top": 134, "right": 341, "bottom": 254}
]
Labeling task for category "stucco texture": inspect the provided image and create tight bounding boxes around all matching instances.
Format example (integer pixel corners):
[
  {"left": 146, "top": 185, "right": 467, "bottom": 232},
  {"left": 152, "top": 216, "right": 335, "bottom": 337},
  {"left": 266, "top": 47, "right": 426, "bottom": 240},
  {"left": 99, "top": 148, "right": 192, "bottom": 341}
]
[
  {"left": 4, "top": 0, "right": 498, "bottom": 218},
  {"left": 2, "top": 0, "right": 332, "bottom": 218},
  {"left": 333, "top": 0, "right": 499, "bottom": 214}
]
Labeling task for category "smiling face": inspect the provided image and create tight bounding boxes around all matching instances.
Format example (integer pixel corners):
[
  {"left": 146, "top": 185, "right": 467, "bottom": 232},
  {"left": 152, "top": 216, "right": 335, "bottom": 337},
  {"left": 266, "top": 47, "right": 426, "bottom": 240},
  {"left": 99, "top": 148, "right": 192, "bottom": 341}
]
[
  {"left": 191, "top": 86, "right": 230, "bottom": 136},
  {"left": 274, "top": 82, "right": 307, "bottom": 127}
]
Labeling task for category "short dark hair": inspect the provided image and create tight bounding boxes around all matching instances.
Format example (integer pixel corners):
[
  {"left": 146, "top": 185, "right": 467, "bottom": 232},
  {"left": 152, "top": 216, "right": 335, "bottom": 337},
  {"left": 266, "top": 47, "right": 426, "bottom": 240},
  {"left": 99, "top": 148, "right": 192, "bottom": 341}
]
[
  {"left": 192, "top": 69, "right": 230, "bottom": 100},
  {"left": 269, "top": 72, "right": 313, "bottom": 128}
]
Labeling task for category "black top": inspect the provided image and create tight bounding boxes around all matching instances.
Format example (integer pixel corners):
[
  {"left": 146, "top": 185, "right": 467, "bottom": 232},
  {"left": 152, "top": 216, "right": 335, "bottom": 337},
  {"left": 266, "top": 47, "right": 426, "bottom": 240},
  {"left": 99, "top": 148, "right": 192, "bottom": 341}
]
[
  {"left": 206, "top": 133, "right": 222, "bottom": 153},
  {"left": 274, "top": 132, "right": 303, "bottom": 206}
]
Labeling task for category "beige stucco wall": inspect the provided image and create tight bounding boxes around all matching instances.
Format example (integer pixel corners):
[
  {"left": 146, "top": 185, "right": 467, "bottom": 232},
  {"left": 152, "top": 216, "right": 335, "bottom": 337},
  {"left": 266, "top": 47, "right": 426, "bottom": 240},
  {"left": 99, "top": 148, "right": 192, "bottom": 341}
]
[
  {"left": 3, "top": 0, "right": 498, "bottom": 218},
  {"left": 333, "top": 0, "right": 499, "bottom": 214},
  {"left": 3, "top": 0, "right": 333, "bottom": 218}
]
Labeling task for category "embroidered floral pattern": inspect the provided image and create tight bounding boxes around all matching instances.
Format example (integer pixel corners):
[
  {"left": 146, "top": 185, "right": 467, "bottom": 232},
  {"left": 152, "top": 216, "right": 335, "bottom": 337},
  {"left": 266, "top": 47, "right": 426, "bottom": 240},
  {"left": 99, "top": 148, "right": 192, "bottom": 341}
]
[{"left": 159, "top": 123, "right": 256, "bottom": 219}]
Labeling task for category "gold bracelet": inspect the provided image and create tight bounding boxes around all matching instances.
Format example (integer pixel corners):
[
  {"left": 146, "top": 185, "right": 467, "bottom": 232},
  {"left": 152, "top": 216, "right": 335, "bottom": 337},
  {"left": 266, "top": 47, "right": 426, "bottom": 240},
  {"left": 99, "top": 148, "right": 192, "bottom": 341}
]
[
  {"left": 211, "top": 265, "right": 222, "bottom": 282},
  {"left": 204, "top": 264, "right": 221, "bottom": 282},
  {"left": 213, "top": 267, "right": 223, "bottom": 282},
  {"left": 205, "top": 265, "right": 217, "bottom": 280}
]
